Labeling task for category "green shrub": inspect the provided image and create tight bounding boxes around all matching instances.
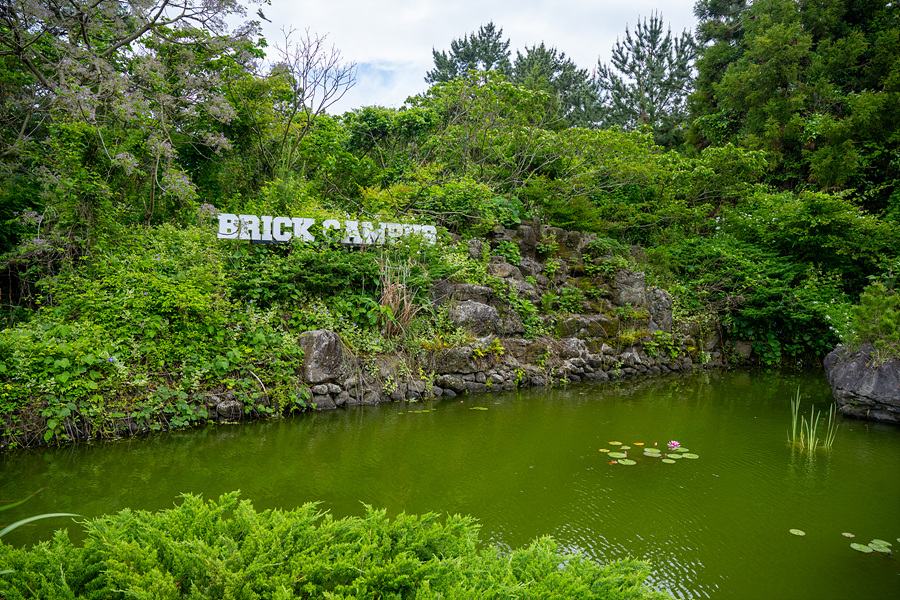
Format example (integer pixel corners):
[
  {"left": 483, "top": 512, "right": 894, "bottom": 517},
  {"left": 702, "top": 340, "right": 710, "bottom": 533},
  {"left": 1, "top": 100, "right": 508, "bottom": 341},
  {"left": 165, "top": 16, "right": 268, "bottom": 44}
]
[
  {"left": 495, "top": 240, "right": 521, "bottom": 265},
  {"left": 557, "top": 286, "right": 585, "bottom": 313},
  {"left": 0, "top": 493, "right": 671, "bottom": 600},
  {"left": 851, "top": 281, "right": 900, "bottom": 359}
]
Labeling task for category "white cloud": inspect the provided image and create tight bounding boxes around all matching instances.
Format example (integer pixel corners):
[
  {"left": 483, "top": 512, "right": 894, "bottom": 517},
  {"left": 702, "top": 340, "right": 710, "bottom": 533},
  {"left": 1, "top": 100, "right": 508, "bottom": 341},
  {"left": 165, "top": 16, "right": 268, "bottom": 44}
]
[{"left": 252, "top": 0, "right": 698, "bottom": 113}]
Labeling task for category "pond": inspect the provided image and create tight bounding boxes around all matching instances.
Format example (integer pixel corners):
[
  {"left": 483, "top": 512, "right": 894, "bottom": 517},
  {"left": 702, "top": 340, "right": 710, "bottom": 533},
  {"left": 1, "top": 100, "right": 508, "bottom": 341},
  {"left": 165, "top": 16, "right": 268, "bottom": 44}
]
[{"left": 2, "top": 369, "right": 899, "bottom": 599}]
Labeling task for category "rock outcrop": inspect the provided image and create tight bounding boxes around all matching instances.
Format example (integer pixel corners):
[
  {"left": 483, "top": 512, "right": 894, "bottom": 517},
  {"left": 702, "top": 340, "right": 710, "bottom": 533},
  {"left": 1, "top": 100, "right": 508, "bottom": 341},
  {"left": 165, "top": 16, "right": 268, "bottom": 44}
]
[
  {"left": 824, "top": 344, "right": 900, "bottom": 424},
  {"left": 299, "top": 329, "right": 344, "bottom": 384},
  {"left": 208, "top": 223, "right": 730, "bottom": 418}
]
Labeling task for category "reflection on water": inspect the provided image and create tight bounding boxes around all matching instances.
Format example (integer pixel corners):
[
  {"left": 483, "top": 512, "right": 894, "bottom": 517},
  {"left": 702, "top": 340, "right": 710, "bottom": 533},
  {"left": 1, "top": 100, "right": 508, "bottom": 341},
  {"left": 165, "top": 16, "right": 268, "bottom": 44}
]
[{"left": 2, "top": 369, "right": 899, "bottom": 599}]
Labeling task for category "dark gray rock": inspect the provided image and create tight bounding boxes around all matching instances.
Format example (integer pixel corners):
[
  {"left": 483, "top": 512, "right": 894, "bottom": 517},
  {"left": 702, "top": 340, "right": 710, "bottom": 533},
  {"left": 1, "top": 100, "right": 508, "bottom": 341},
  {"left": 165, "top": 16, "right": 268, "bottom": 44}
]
[
  {"left": 453, "top": 283, "right": 494, "bottom": 304},
  {"left": 613, "top": 270, "right": 647, "bottom": 307},
  {"left": 509, "top": 278, "right": 540, "bottom": 303},
  {"left": 430, "top": 279, "right": 455, "bottom": 305},
  {"left": 373, "top": 355, "right": 403, "bottom": 380},
  {"left": 312, "top": 394, "right": 337, "bottom": 410},
  {"left": 487, "top": 261, "right": 524, "bottom": 280},
  {"left": 824, "top": 344, "right": 900, "bottom": 424},
  {"left": 464, "top": 381, "right": 488, "bottom": 394},
  {"left": 497, "top": 309, "right": 525, "bottom": 335},
  {"left": 407, "top": 380, "right": 427, "bottom": 394},
  {"left": 436, "top": 374, "right": 467, "bottom": 392},
  {"left": 216, "top": 399, "right": 243, "bottom": 419},
  {"left": 555, "top": 338, "right": 586, "bottom": 359},
  {"left": 299, "top": 329, "right": 344, "bottom": 384},
  {"left": 513, "top": 226, "right": 537, "bottom": 260},
  {"left": 468, "top": 239, "right": 486, "bottom": 260},
  {"left": 733, "top": 341, "right": 753, "bottom": 362},
  {"left": 449, "top": 300, "right": 500, "bottom": 336},
  {"left": 647, "top": 286, "right": 673, "bottom": 333},
  {"left": 434, "top": 348, "right": 476, "bottom": 374}
]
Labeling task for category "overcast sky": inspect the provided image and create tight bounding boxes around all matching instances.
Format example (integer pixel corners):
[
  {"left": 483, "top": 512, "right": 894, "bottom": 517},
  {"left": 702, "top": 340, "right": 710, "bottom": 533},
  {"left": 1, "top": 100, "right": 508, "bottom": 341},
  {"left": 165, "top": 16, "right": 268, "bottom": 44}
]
[{"left": 251, "top": 0, "right": 700, "bottom": 114}]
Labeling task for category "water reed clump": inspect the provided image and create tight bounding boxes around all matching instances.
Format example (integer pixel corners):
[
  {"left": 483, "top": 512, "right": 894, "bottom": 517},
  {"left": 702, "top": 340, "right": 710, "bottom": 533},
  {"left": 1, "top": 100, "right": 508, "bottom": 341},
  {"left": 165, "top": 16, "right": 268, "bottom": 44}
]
[{"left": 789, "top": 388, "right": 839, "bottom": 451}]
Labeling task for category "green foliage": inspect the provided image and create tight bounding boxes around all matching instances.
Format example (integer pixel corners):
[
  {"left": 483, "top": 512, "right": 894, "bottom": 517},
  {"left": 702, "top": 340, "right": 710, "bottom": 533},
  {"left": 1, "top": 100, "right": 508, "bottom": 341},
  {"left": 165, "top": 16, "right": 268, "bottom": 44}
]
[
  {"left": 360, "top": 166, "right": 521, "bottom": 233},
  {"left": 535, "top": 237, "right": 559, "bottom": 257},
  {"left": 585, "top": 255, "right": 629, "bottom": 280},
  {"left": 850, "top": 282, "right": 900, "bottom": 359},
  {"left": 689, "top": 0, "right": 900, "bottom": 213},
  {"left": 543, "top": 259, "right": 561, "bottom": 281},
  {"left": 512, "top": 43, "right": 598, "bottom": 127},
  {"left": 643, "top": 331, "right": 681, "bottom": 360},
  {"left": 426, "top": 21, "right": 512, "bottom": 83},
  {"left": 0, "top": 493, "right": 670, "bottom": 600},
  {"left": 0, "top": 225, "right": 305, "bottom": 445},
  {"left": 595, "top": 12, "right": 697, "bottom": 147},
  {"left": 646, "top": 232, "right": 844, "bottom": 366},
  {"left": 557, "top": 286, "right": 586, "bottom": 314},
  {"left": 494, "top": 240, "right": 521, "bottom": 265},
  {"left": 487, "top": 277, "right": 546, "bottom": 338}
]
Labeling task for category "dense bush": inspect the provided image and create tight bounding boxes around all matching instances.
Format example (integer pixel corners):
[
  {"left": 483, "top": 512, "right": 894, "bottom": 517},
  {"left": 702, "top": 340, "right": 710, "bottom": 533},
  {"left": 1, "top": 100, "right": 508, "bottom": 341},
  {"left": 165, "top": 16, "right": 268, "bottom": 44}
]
[
  {"left": 0, "top": 226, "right": 307, "bottom": 445},
  {"left": 0, "top": 493, "right": 671, "bottom": 600}
]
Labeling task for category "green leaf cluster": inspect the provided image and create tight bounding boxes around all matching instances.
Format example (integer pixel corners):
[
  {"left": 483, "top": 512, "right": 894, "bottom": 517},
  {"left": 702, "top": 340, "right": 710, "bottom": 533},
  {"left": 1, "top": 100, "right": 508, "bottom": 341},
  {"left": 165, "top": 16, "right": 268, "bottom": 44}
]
[{"left": 0, "top": 493, "right": 671, "bottom": 600}]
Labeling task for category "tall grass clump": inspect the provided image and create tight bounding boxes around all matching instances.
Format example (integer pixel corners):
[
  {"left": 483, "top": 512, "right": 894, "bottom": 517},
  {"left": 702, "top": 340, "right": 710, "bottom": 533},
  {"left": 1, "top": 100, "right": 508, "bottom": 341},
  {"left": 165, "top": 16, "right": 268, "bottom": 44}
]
[{"left": 788, "top": 388, "right": 839, "bottom": 451}]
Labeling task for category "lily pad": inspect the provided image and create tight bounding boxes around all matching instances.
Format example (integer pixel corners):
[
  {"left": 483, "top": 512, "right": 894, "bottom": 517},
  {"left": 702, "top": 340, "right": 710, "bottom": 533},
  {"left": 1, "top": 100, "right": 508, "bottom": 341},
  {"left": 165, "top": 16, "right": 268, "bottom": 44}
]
[
  {"left": 620, "top": 445, "right": 631, "bottom": 450},
  {"left": 609, "top": 441, "right": 622, "bottom": 445},
  {"left": 789, "top": 529, "right": 806, "bottom": 536},
  {"left": 675, "top": 447, "right": 690, "bottom": 453},
  {"left": 633, "top": 442, "right": 645, "bottom": 446},
  {"left": 609, "top": 452, "right": 628, "bottom": 459},
  {"left": 841, "top": 533, "right": 855, "bottom": 538},
  {"left": 644, "top": 451, "right": 661, "bottom": 457},
  {"left": 682, "top": 453, "right": 699, "bottom": 459},
  {"left": 851, "top": 543, "right": 873, "bottom": 553},
  {"left": 469, "top": 407, "right": 488, "bottom": 410},
  {"left": 666, "top": 453, "right": 683, "bottom": 459},
  {"left": 599, "top": 448, "right": 610, "bottom": 453},
  {"left": 661, "top": 458, "right": 676, "bottom": 464},
  {"left": 870, "top": 539, "right": 892, "bottom": 546},
  {"left": 618, "top": 459, "right": 636, "bottom": 465},
  {"left": 869, "top": 544, "right": 891, "bottom": 554}
]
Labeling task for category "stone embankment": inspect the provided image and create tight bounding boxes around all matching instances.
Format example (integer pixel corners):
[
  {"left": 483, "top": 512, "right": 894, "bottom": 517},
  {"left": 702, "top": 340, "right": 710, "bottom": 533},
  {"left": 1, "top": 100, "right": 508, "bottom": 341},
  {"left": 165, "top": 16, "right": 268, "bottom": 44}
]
[{"left": 205, "top": 224, "right": 729, "bottom": 416}]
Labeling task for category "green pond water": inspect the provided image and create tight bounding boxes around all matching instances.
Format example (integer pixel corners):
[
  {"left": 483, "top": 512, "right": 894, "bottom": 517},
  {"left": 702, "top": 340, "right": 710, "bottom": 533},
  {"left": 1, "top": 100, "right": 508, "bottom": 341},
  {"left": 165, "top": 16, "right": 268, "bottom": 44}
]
[{"left": 2, "top": 369, "right": 899, "bottom": 599}]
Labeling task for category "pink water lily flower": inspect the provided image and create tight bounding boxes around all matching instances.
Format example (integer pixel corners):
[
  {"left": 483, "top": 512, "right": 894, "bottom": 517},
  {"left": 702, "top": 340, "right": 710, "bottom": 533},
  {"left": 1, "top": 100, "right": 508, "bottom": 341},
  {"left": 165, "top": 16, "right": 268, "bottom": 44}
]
[{"left": 667, "top": 440, "right": 680, "bottom": 449}]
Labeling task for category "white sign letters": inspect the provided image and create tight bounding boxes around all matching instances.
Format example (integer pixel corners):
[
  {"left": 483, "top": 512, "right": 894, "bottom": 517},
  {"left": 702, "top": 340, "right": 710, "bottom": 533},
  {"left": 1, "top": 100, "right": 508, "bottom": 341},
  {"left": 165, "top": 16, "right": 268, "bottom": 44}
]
[{"left": 216, "top": 214, "right": 437, "bottom": 245}]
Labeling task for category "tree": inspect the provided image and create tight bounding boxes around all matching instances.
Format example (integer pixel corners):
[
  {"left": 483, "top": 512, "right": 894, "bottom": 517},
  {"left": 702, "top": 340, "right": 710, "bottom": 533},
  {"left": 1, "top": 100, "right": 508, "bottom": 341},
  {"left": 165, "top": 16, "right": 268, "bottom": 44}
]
[
  {"left": 688, "top": 0, "right": 751, "bottom": 148},
  {"left": 0, "top": 0, "right": 265, "bottom": 237},
  {"left": 594, "top": 12, "right": 696, "bottom": 147},
  {"left": 268, "top": 27, "right": 356, "bottom": 178},
  {"left": 689, "top": 0, "right": 900, "bottom": 216},
  {"left": 511, "top": 43, "right": 598, "bottom": 128},
  {"left": 425, "top": 22, "right": 511, "bottom": 83}
]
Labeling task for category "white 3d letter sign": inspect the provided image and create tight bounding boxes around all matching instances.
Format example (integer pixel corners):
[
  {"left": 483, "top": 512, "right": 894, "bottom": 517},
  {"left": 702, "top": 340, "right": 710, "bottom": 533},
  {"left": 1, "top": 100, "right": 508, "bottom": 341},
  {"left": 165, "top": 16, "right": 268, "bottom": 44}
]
[{"left": 216, "top": 214, "right": 437, "bottom": 245}]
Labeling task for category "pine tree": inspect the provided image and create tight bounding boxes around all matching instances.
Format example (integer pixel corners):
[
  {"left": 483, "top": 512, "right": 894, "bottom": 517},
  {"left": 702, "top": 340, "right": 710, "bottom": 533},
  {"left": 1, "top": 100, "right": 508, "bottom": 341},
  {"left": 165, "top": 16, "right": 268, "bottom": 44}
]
[
  {"left": 425, "top": 22, "right": 511, "bottom": 83},
  {"left": 594, "top": 12, "right": 696, "bottom": 147},
  {"left": 512, "top": 43, "right": 598, "bottom": 127}
]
